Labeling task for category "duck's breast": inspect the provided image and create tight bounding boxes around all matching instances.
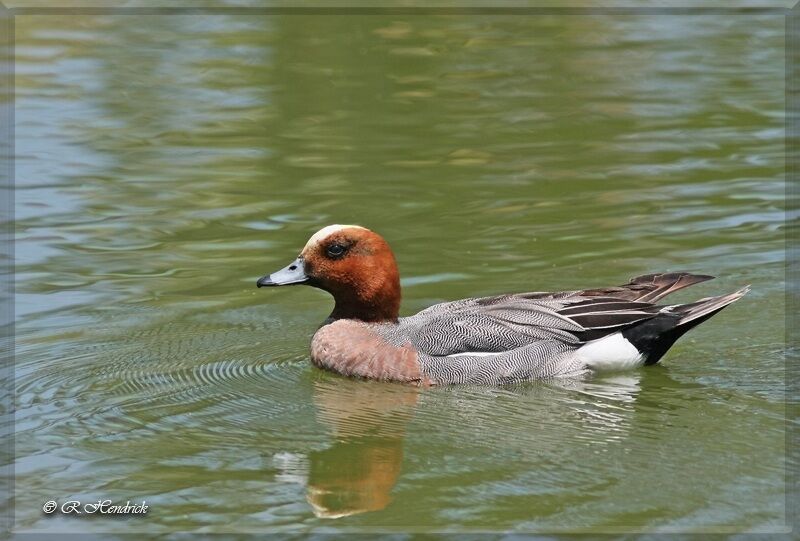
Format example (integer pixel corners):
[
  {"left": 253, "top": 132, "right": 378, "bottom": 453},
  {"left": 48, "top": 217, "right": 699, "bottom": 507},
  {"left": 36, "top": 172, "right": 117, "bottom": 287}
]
[{"left": 311, "top": 320, "right": 428, "bottom": 384}]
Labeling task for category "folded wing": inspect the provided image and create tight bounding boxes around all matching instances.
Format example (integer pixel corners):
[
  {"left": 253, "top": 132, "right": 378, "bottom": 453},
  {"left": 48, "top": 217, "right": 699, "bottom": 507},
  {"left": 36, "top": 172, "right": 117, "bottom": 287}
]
[{"left": 401, "top": 272, "right": 713, "bottom": 357}]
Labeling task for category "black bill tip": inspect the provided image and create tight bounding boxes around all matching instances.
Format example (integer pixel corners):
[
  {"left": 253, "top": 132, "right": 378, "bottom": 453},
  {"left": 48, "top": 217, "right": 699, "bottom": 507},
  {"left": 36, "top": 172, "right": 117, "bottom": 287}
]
[{"left": 256, "top": 275, "right": 275, "bottom": 288}]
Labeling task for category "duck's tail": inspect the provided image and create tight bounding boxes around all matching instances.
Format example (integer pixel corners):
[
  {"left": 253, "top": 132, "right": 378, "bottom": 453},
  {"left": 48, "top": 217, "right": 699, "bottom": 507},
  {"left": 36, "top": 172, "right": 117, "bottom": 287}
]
[
  {"left": 672, "top": 285, "right": 751, "bottom": 327},
  {"left": 620, "top": 285, "right": 750, "bottom": 366}
]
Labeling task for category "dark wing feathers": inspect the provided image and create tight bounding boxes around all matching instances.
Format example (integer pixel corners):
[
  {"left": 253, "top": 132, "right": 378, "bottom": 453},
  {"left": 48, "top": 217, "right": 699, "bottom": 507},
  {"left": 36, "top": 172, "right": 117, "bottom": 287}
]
[
  {"left": 568, "top": 311, "right": 657, "bottom": 330},
  {"left": 557, "top": 298, "right": 661, "bottom": 328},
  {"left": 598, "top": 272, "right": 714, "bottom": 303},
  {"left": 558, "top": 299, "right": 653, "bottom": 315},
  {"left": 398, "top": 272, "right": 713, "bottom": 357}
]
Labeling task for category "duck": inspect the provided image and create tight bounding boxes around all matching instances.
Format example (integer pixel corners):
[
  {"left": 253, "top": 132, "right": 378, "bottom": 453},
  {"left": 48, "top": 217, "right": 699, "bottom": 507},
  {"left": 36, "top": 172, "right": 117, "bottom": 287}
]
[{"left": 257, "top": 224, "right": 749, "bottom": 385}]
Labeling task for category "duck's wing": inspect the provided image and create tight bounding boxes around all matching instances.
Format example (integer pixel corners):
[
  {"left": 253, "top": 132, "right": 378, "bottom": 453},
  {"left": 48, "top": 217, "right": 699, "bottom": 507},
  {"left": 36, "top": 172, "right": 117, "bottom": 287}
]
[
  {"left": 401, "top": 294, "right": 661, "bottom": 356},
  {"left": 578, "top": 272, "right": 713, "bottom": 303},
  {"left": 400, "top": 272, "right": 714, "bottom": 357}
]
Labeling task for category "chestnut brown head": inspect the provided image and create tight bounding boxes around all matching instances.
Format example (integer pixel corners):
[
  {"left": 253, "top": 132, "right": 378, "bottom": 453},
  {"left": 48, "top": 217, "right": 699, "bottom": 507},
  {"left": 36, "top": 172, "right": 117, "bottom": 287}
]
[{"left": 257, "top": 225, "right": 401, "bottom": 323}]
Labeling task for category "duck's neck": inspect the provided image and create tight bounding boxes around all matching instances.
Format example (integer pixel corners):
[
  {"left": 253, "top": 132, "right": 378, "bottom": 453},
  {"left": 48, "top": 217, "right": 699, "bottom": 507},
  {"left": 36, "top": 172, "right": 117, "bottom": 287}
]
[
  {"left": 327, "top": 274, "right": 401, "bottom": 324},
  {"left": 329, "top": 301, "right": 399, "bottom": 323}
]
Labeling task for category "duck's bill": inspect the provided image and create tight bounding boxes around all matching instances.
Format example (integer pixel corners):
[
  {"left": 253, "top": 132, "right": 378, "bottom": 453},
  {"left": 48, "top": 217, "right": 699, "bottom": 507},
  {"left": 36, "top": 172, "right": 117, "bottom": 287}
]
[{"left": 257, "top": 257, "right": 309, "bottom": 287}]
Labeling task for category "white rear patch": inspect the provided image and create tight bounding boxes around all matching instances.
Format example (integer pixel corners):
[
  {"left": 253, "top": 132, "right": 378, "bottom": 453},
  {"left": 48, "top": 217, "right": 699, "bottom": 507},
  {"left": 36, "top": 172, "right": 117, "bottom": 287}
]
[
  {"left": 303, "top": 224, "right": 367, "bottom": 251},
  {"left": 577, "top": 332, "right": 644, "bottom": 371}
]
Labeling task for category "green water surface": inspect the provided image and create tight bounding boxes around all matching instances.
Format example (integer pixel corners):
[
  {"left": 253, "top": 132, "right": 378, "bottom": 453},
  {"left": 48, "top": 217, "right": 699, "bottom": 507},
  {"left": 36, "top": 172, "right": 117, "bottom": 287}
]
[{"left": 11, "top": 9, "right": 789, "bottom": 535}]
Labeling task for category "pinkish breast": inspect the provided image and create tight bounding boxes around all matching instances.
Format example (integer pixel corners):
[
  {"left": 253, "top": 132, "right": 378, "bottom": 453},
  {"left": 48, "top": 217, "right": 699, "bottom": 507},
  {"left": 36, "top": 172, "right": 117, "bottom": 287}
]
[{"left": 310, "top": 320, "right": 429, "bottom": 384}]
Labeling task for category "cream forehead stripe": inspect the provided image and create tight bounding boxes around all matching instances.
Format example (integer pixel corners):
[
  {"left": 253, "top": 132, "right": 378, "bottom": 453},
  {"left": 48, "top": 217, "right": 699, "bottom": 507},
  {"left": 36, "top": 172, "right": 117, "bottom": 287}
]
[{"left": 303, "top": 224, "right": 367, "bottom": 251}]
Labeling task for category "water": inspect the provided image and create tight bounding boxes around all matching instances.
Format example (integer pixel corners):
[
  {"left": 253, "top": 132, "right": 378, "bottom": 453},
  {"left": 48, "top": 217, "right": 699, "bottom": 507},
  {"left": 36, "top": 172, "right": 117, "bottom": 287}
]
[{"left": 11, "top": 9, "right": 788, "bottom": 535}]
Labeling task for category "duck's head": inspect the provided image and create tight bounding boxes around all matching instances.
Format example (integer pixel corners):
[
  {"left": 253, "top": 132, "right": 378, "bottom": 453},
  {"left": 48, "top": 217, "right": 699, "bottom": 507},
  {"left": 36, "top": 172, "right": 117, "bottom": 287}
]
[{"left": 257, "top": 225, "right": 401, "bottom": 323}]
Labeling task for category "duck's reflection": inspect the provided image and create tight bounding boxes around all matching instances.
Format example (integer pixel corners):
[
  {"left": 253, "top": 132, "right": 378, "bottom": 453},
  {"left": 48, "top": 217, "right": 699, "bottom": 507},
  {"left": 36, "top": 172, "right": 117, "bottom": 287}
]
[
  {"left": 300, "top": 370, "right": 654, "bottom": 518},
  {"left": 306, "top": 377, "right": 419, "bottom": 518}
]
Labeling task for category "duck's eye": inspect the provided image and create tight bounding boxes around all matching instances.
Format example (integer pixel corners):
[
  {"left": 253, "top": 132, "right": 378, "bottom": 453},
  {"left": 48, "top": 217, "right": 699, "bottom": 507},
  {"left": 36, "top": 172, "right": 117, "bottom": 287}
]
[{"left": 326, "top": 243, "right": 346, "bottom": 258}]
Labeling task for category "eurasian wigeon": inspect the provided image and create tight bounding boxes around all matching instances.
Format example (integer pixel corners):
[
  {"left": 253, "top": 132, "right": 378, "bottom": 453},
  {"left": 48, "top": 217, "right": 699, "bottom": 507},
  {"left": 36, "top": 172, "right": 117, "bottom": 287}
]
[{"left": 257, "top": 225, "right": 749, "bottom": 385}]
